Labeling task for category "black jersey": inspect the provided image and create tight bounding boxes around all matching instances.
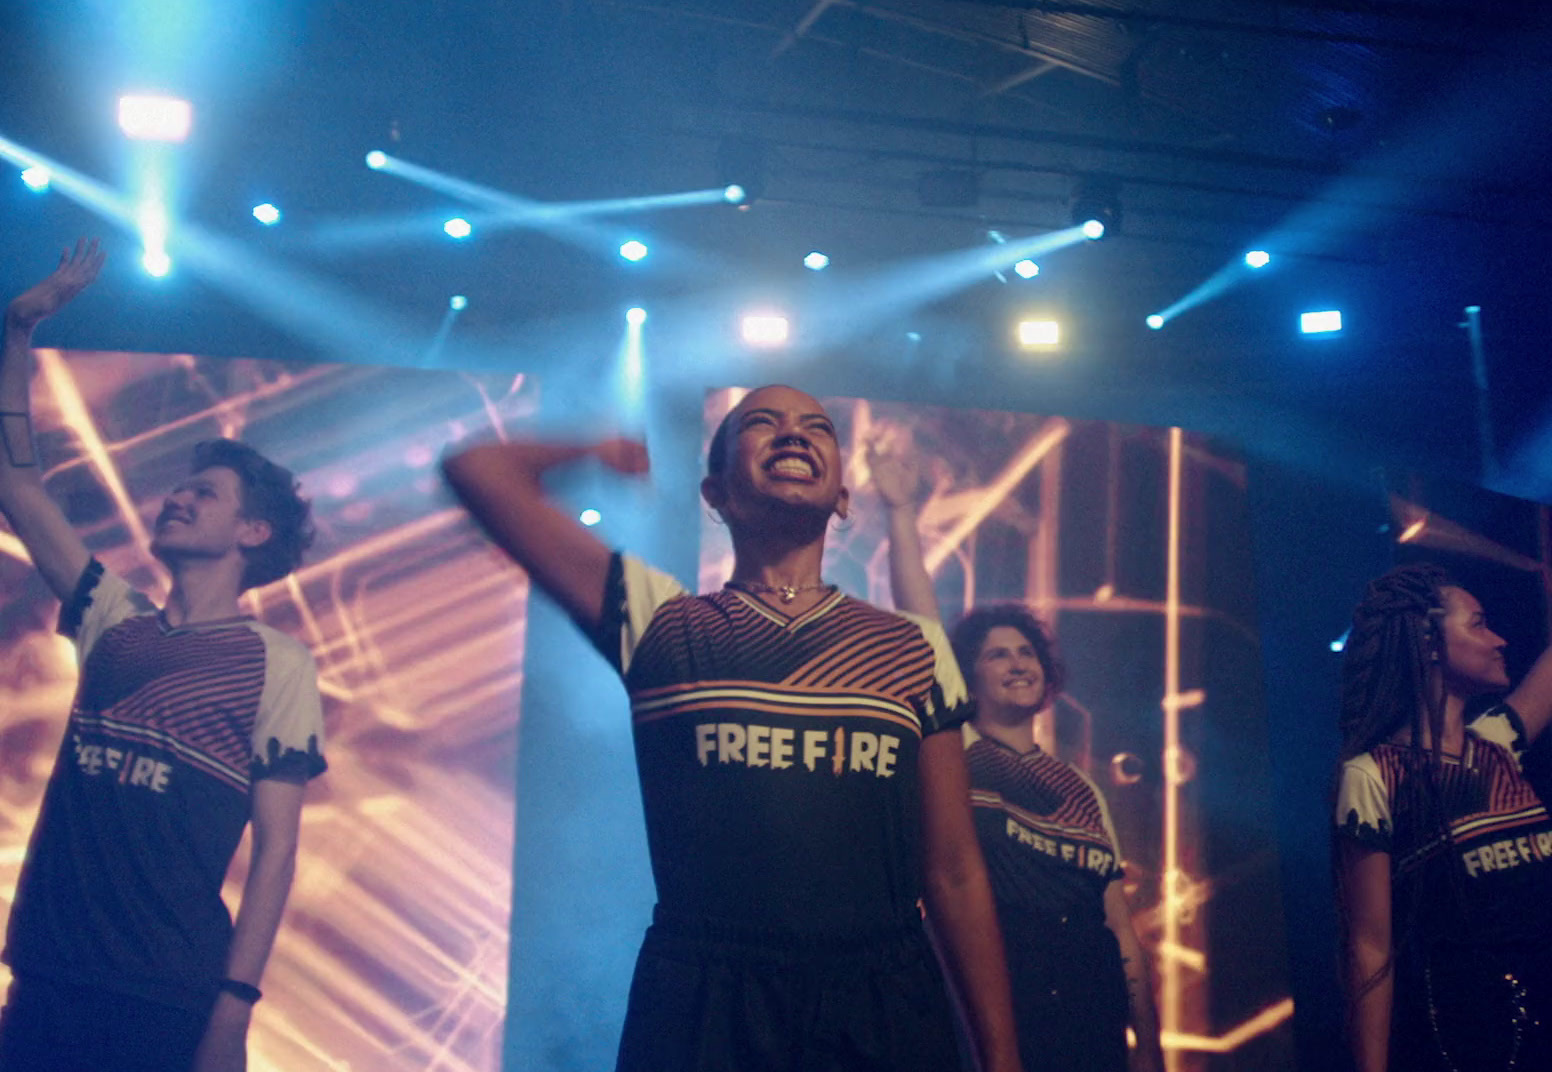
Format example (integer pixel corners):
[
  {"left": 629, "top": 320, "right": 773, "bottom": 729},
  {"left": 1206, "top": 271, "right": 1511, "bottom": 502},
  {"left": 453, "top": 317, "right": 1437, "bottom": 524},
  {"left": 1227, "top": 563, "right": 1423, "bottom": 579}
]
[
  {"left": 594, "top": 553, "right": 969, "bottom": 936},
  {"left": 962, "top": 723, "right": 1124, "bottom": 925}
]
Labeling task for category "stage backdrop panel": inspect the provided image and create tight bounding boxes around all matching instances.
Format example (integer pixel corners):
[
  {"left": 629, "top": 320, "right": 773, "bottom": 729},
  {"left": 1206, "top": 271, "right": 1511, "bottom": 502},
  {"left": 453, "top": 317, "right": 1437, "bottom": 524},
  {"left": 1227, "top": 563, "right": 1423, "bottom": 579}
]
[
  {"left": 700, "top": 389, "right": 1295, "bottom": 1072},
  {"left": 0, "top": 348, "right": 536, "bottom": 1071}
]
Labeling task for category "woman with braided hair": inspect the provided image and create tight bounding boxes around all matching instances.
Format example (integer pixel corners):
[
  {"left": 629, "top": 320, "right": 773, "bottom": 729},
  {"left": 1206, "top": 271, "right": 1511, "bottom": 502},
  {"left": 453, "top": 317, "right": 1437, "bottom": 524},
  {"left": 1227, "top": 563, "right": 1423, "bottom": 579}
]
[{"left": 1335, "top": 562, "right": 1552, "bottom": 1072}]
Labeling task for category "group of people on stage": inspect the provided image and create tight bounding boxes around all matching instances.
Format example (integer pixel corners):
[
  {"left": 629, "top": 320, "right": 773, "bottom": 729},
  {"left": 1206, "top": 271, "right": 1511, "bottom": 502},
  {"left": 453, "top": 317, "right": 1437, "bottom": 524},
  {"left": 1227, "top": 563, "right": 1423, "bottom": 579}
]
[{"left": 0, "top": 238, "right": 1548, "bottom": 1072}]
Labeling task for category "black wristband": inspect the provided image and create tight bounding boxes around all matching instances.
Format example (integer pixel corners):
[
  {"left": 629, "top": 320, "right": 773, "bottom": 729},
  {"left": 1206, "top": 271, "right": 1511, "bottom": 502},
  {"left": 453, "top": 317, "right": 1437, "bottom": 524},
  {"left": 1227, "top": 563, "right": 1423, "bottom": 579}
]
[{"left": 218, "top": 978, "right": 262, "bottom": 1004}]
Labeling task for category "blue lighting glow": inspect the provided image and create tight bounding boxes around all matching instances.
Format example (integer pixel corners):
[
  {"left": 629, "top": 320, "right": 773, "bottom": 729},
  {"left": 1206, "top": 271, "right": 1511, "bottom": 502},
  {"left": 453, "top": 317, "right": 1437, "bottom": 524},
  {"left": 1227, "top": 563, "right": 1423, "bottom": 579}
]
[
  {"left": 1146, "top": 314, "right": 1165, "bottom": 330},
  {"left": 142, "top": 249, "right": 171, "bottom": 278},
  {"left": 579, "top": 509, "right": 602, "bottom": 527},
  {"left": 444, "top": 217, "right": 472, "bottom": 239},
  {"left": 1080, "top": 219, "right": 1106, "bottom": 241},
  {"left": 365, "top": 150, "right": 388, "bottom": 170},
  {"left": 450, "top": 295, "right": 468, "bottom": 311},
  {"left": 1300, "top": 310, "right": 1343, "bottom": 334},
  {"left": 619, "top": 240, "right": 648, "bottom": 262},
  {"left": 803, "top": 251, "right": 830, "bottom": 271},
  {"left": 21, "top": 166, "right": 50, "bottom": 191},
  {"left": 723, "top": 184, "right": 746, "bottom": 204},
  {"left": 626, "top": 306, "right": 647, "bottom": 326},
  {"left": 1245, "top": 249, "right": 1271, "bottom": 269},
  {"left": 1013, "top": 259, "right": 1039, "bottom": 279},
  {"left": 252, "top": 203, "right": 281, "bottom": 226}
]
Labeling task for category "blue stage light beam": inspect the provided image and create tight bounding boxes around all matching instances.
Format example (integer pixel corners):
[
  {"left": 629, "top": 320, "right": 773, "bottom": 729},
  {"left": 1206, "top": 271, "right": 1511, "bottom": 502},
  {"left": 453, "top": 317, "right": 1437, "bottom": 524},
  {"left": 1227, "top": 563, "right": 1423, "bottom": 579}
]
[
  {"left": 795, "top": 225, "right": 1091, "bottom": 351},
  {"left": 0, "top": 135, "right": 469, "bottom": 369},
  {"left": 618, "top": 305, "right": 647, "bottom": 414},
  {"left": 361, "top": 151, "right": 724, "bottom": 265}
]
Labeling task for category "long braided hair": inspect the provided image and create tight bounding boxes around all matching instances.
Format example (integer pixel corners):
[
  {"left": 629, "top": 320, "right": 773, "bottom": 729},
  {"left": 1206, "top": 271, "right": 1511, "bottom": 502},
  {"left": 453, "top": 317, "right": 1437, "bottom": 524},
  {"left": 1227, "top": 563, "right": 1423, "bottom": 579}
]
[
  {"left": 1338, "top": 562, "right": 1452, "bottom": 764},
  {"left": 1336, "top": 563, "right": 1507, "bottom": 1064}
]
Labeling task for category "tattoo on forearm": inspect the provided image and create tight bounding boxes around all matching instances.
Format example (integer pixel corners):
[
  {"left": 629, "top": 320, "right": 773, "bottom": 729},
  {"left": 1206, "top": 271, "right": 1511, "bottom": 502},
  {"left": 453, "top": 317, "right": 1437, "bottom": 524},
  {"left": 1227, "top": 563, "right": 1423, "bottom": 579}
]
[{"left": 0, "top": 411, "right": 38, "bottom": 467}]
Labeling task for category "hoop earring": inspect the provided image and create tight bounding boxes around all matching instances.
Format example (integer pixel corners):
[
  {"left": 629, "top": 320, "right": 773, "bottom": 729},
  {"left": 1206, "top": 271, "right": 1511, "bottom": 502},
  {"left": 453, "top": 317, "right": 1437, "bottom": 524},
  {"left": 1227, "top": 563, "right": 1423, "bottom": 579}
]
[
  {"left": 705, "top": 507, "right": 725, "bottom": 526},
  {"left": 830, "top": 514, "right": 854, "bottom": 532}
]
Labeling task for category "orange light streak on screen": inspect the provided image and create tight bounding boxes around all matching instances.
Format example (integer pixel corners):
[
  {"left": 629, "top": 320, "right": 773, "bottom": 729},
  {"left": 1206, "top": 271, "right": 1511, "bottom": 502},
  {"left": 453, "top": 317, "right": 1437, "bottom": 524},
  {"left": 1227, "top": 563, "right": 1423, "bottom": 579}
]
[{"left": 0, "top": 349, "right": 534, "bottom": 1071}]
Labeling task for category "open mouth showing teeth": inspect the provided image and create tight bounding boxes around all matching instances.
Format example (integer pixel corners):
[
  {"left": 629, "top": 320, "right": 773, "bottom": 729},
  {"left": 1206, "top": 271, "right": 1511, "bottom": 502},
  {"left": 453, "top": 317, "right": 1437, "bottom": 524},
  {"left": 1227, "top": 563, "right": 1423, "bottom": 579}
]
[{"left": 767, "top": 457, "right": 816, "bottom": 478}]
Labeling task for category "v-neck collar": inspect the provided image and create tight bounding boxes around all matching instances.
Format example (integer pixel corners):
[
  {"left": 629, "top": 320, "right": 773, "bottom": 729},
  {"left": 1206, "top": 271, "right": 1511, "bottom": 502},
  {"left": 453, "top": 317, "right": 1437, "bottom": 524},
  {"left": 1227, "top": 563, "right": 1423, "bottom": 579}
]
[
  {"left": 723, "top": 584, "right": 845, "bottom": 630},
  {"left": 156, "top": 610, "right": 255, "bottom": 636}
]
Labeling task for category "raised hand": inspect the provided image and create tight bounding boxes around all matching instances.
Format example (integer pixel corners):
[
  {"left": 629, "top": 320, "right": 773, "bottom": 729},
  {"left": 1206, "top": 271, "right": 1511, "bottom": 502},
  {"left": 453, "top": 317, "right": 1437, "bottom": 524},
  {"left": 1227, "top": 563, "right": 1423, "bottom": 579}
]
[
  {"left": 6, "top": 238, "right": 106, "bottom": 330},
  {"left": 593, "top": 436, "right": 650, "bottom": 476},
  {"left": 867, "top": 440, "right": 920, "bottom": 509}
]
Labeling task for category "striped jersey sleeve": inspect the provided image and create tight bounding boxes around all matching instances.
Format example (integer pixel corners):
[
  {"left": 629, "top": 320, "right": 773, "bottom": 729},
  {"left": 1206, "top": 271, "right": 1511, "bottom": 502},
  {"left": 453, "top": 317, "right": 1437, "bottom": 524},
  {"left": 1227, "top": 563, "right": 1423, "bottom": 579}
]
[
  {"left": 1335, "top": 752, "right": 1392, "bottom": 851},
  {"left": 592, "top": 551, "right": 689, "bottom": 675},
  {"left": 251, "top": 625, "right": 328, "bottom": 782},
  {"left": 58, "top": 558, "right": 155, "bottom": 657}
]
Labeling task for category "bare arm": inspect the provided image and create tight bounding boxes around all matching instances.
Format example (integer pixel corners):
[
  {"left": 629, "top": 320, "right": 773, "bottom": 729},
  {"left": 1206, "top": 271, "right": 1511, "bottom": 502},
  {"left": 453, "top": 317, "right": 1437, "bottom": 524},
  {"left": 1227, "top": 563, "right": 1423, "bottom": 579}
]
[
  {"left": 869, "top": 443, "right": 939, "bottom": 620},
  {"left": 194, "top": 775, "right": 308, "bottom": 1072},
  {"left": 1507, "top": 632, "right": 1552, "bottom": 745},
  {"left": 0, "top": 240, "right": 103, "bottom": 601},
  {"left": 1103, "top": 881, "right": 1164, "bottom": 1072},
  {"left": 441, "top": 436, "right": 647, "bottom": 631},
  {"left": 1338, "top": 841, "right": 1394, "bottom": 1072},
  {"left": 919, "top": 729, "right": 1024, "bottom": 1072}
]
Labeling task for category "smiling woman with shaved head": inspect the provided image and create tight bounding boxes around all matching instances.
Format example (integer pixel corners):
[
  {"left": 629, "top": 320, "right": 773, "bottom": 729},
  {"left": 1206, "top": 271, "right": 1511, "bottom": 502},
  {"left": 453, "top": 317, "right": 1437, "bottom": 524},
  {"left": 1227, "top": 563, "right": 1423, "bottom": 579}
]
[{"left": 443, "top": 385, "right": 1022, "bottom": 1072}]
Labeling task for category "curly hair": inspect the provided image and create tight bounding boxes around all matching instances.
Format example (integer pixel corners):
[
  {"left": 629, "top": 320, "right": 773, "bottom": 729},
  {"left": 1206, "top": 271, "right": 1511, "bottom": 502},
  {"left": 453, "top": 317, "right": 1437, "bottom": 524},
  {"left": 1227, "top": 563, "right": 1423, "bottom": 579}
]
[
  {"left": 949, "top": 602, "right": 1065, "bottom": 708},
  {"left": 1338, "top": 562, "right": 1453, "bottom": 763},
  {"left": 191, "top": 439, "right": 314, "bottom": 591}
]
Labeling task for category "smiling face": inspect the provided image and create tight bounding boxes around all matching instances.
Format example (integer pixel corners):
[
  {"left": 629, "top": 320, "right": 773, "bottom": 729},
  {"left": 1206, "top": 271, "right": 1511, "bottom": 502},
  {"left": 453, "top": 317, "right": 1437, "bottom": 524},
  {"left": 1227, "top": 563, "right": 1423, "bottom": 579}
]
[
  {"left": 150, "top": 466, "right": 271, "bottom": 569},
  {"left": 1438, "top": 586, "right": 1510, "bottom": 697},
  {"left": 701, "top": 385, "right": 850, "bottom": 532},
  {"left": 970, "top": 625, "right": 1051, "bottom": 722}
]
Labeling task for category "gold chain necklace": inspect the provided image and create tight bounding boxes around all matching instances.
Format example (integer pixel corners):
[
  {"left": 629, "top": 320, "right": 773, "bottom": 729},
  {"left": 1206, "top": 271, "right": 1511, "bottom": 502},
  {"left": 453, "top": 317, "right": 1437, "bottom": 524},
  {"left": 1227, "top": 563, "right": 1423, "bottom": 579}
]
[{"left": 725, "top": 580, "right": 833, "bottom": 604}]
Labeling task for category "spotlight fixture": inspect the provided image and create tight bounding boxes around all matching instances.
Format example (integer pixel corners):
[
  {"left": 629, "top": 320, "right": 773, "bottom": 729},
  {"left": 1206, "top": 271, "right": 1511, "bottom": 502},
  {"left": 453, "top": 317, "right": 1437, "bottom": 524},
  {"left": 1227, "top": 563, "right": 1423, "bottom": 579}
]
[
  {"left": 626, "top": 306, "right": 647, "bottom": 325},
  {"left": 1012, "top": 259, "right": 1039, "bottom": 279},
  {"left": 579, "top": 508, "right": 603, "bottom": 527},
  {"left": 619, "top": 240, "right": 649, "bottom": 262},
  {"left": 252, "top": 203, "right": 281, "bottom": 226},
  {"left": 117, "top": 94, "right": 192, "bottom": 142},
  {"left": 741, "top": 314, "right": 790, "bottom": 348},
  {"left": 21, "top": 166, "right": 50, "bottom": 191},
  {"left": 141, "top": 249, "right": 172, "bottom": 278},
  {"left": 717, "top": 137, "right": 767, "bottom": 204},
  {"left": 444, "top": 217, "right": 472, "bottom": 239},
  {"left": 1070, "top": 175, "right": 1121, "bottom": 240},
  {"left": 1300, "top": 310, "right": 1342, "bottom": 334},
  {"left": 803, "top": 251, "right": 830, "bottom": 271},
  {"left": 1016, "top": 319, "right": 1060, "bottom": 348},
  {"left": 365, "top": 150, "right": 388, "bottom": 170},
  {"left": 450, "top": 295, "right": 468, "bottom": 311},
  {"left": 1146, "top": 314, "right": 1165, "bottom": 330},
  {"left": 1245, "top": 250, "right": 1271, "bottom": 269}
]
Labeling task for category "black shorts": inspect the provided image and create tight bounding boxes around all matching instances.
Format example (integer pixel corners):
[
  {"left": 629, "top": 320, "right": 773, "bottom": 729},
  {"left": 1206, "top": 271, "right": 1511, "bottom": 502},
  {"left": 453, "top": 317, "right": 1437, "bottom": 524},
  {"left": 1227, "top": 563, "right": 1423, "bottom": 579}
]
[
  {"left": 1000, "top": 910, "right": 1129, "bottom": 1072},
  {"left": 0, "top": 973, "right": 209, "bottom": 1072},
  {"left": 616, "top": 907, "right": 965, "bottom": 1072}
]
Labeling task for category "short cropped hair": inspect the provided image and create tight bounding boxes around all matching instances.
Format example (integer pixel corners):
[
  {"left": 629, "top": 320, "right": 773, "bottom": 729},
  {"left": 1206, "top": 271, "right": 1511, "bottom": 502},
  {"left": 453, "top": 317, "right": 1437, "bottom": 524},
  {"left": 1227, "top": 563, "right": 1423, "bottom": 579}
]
[
  {"left": 949, "top": 602, "right": 1065, "bottom": 705},
  {"left": 192, "top": 439, "right": 314, "bottom": 590}
]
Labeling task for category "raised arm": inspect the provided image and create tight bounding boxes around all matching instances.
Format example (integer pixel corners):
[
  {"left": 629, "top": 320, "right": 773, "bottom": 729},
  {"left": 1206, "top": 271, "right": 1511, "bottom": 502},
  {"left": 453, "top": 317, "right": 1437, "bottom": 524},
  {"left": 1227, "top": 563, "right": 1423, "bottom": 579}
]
[
  {"left": 1338, "top": 841, "right": 1394, "bottom": 1072},
  {"left": 1507, "top": 618, "right": 1552, "bottom": 745},
  {"left": 441, "top": 436, "right": 648, "bottom": 631},
  {"left": 919, "top": 729, "right": 1024, "bottom": 1072},
  {"left": 869, "top": 442, "right": 940, "bottom": 621},
  {"left": 0, "top": 239, "right": 104, "bottom": 602}
]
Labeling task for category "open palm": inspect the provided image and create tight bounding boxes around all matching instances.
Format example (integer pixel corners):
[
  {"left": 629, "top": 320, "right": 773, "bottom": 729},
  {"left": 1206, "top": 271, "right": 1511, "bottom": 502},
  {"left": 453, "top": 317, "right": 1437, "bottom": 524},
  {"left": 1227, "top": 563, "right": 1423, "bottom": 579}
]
[{"left": 6, "top": 238, "right": 105, "bottom": 328}]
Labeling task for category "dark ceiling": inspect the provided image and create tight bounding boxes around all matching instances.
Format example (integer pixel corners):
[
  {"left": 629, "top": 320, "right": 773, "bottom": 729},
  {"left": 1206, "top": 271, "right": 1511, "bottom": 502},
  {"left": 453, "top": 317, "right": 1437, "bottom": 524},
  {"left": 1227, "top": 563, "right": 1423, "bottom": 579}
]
[{"left": 3, "top": 1, "right": 1551, "bottom": 492}]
